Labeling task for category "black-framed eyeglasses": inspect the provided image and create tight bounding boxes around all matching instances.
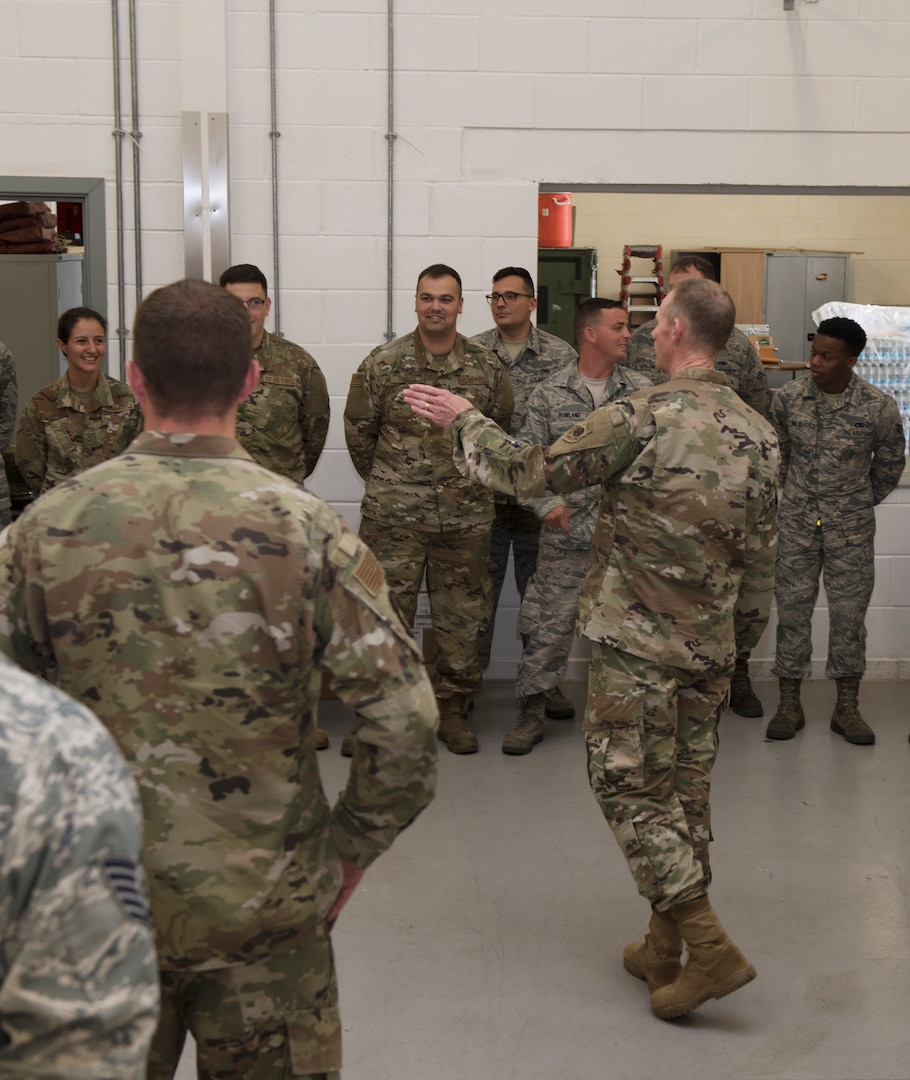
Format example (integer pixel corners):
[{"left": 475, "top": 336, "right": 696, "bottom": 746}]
[
  {"left": 486, "top": 291, "right": 534, "bottom": 304},
  {"left": 238, "top": 297, "right": 267, "bottom": 310}
]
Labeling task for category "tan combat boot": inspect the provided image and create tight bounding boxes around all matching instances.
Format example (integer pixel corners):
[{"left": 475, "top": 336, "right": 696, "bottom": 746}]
[
  {"left": 623, "top": 907, "right": 683, "bottom": 992},
  {"left": 649, "top": 899, "right": 756, "bottom": 1020},
  {"left": 502, "top": 693, "right": 545, "bottom": 755},
  {"left": 340, "top": 721, "right": 362, "bottom": 758},
  {"left": 437, "top": 694, "right": 478, "bottom": 754},
  {"left": 544, "top": 685, "right": 576, "bottom": 719},
  {"left": 728, "top": 657, "right": 763, "bottom": 717},
  {"left": 830, "top": 676, "right": 875, "bottom": 745},
  {"left": 764, "top": 677, "right": 805, "bottom": 740},
  {"left": 314, "top": 727, "right": 329, "bottom": 750}
]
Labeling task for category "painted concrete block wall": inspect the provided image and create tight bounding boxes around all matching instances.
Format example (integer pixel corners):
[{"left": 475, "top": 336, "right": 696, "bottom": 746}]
[{"left": 2, "top": 0, "right": 910, "bottom": 677}]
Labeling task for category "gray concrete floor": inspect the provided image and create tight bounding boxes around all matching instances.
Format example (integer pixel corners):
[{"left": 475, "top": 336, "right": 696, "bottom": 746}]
[{"left": 176, "top": 678, "right": 909, "bottom": 1080}]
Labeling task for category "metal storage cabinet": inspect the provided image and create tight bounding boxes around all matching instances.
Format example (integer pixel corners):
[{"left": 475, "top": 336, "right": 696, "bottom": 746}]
[
  {"left": 671, "top": 248, "right": 849, "bottom": 365},
  {"left": 764, "top": 251, "right": 848, "bottom": 365},
  {"left": 0, "top": 252, "right": 83, "bottom": 421}
]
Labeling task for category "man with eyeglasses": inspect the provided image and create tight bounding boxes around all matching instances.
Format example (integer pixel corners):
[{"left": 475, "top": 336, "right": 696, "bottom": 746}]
[
  {"left": 220, "top": 263, "right": 329, "bottom": 486},
  {"left": 221, "top": 263, "right": 332, "bottom": 749},
  {"left": 471, "top": 267, "right": 578, "bottom": 717}
]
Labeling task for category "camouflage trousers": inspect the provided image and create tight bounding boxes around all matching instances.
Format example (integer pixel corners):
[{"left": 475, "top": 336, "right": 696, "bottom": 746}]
[
  {"left": 479, "top": 502, "right": 541, "bottom": 668},
  {"left": 148, "top": 935, "right": 340, "bottom": 1080},
  {"left": 516, "top": 540, "right": 589, "bottom": 699},
  {"left": 772, "top": 520, "right": 874, "bottom": 680},
  {"left": 584, "top": 644, "right": 728, "bottom": 913},
  {"left": 360, "top": 516, "right": 491, "bottom": 697}
]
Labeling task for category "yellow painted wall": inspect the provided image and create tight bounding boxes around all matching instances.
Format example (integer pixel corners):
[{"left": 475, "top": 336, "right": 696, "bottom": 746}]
[{"left": 571, "top": 193, "right": 910, "bottom": 308}]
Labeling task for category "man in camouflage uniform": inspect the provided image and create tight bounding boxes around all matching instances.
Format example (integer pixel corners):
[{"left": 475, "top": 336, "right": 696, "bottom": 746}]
[
  {"left": 405, "top": 279, "right": 779, "bottom": 1019},
  {"left": 626, "top": 255, "right": 772, "bottom": 718},
  {"left": 221, "top": 263, "right": 333, "bottom": 749},
  {"left": 220, "top": 263, "right": 330, "bottom": 485},
  {"left": 0, "top": 340, "right": 16, "bottom": 527},
  {"left": 15, "top": 307, "right": 141, "bottom": 497},
  {"left": 345, "top": 264, "right": 512, "bottom": 754},
  {"left": 0, "top": 279, "right": 438, "bottom": 1079},
  {"left": 0, "top": 653, "right": 159, "bottom": 1078},
  {"left": 470, "top": 267, "right": 578, "bottom": 718},
  {"left": 766, "top": 316, "right": 905, "bottom": 746},
  {"left": 504, "top": 299, "right": 651, "bottom": 755}
]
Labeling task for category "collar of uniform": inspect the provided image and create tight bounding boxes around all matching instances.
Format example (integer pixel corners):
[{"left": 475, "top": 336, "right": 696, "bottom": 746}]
[
  {"left": 414, "top": 330, "right": 467, "bottom": 372},
  {"left": 58, "top": 369, "right": 114, "bottom": 411},
  {"left": 799, "top": 370, "right": 856, "bottom": 406},
  {"left": 492, "top": 324, "right": 539, "bottom": 365},
  {"left": 667, "top": 366, "right": 726, "bottom": 386},
  {"left": 254, "top": 329, "right": 275, "bottom": 372},
  {"left": 128, "top": 431, "right": 255, "bottom": 460}
]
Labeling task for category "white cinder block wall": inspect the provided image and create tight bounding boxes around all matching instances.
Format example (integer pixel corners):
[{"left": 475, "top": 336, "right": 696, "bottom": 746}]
[{"left": 2, "top": 0, "right": 909, "bottom": 679}]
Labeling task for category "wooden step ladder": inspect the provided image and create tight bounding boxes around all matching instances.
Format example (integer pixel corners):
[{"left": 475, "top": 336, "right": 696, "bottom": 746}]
[{"left": 619, "top": 244, "right": 666, "bottom": 322}]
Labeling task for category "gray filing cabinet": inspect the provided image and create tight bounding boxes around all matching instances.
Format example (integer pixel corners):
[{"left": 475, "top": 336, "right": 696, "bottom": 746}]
[
  {"left": 764, "top": 252, "right": 848, "bottom": 366},
  {"left": 0, "top": 253, "right": 84, "bottom": 422}
]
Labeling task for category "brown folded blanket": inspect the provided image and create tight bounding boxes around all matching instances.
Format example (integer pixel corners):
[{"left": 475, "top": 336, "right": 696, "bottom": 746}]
[
  {"left": 0, "top": 211, "right": 57, "bottom": 233},
  {"left": 0, "top": 200, "right": 53, "bottom": 221}
]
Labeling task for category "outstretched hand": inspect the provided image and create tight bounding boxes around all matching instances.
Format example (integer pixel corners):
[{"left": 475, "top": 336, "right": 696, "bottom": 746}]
[{"left": 403, "top": 383, "right": 473, "bottom": 429}]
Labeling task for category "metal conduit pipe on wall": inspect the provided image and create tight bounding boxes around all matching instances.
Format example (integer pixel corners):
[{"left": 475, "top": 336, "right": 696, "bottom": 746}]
[
  {"left": 110, "top": 0, "right": 128, "bottom": 364},
  {"left": 266, "top": 1, "right": 397, "bottom": 343},
  {"left": 386, "top": 0, "right": 396, "bottom": 342},
  {"left": 110, "top": 0, "right": 143, "bottom": 370},
  {"left": 129, "top": 0, "right": 143, "bottom": 305},
  {"left": 268, "top": 0, "right": 282, "bottom": 336}
]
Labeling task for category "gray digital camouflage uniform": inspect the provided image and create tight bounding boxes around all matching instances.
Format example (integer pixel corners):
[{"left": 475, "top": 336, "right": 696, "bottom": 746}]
[
  {"left": 0, "top": 431, "right": 438, "bottom": 1078},
  {"left": 345, "top": 329, "right": 512, "bottom": 697},
  {"left": 14, "top": 370, "right": 141, "bottom": 496},
  {"left": 239, "top": 329, "right": 330, "bottom": 484},
  {"left": 626, "top": 321, "right": 771, "bottom": 417},
  {"left": 0, "top": 653, "right": 158, "bottom": 1079},
  {"left": 0, "top": 341, "right": 16, "bottom": 526},
  {"left": 470, "top": 325, "right": 577, "bottom": 665},
  {"left": 769, "top": 372, "right": 905, "bottom": 679},
  {"left": 448, "top": 370, "right": 779, "bottom": 908},
  {"left": 515, "top": 361, "right": 652, "bottom": 699}
]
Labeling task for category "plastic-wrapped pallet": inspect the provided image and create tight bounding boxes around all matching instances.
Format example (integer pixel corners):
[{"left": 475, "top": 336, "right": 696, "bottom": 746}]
[{"left": 813, "top": 301, "right": 910, "bottom": 449}]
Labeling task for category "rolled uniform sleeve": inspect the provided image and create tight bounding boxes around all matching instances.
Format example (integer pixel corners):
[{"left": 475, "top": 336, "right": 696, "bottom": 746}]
[
  {"left": 451, "top": 401, "right": 640, "bottom": 502},
  {"left": 343, "top": 364, "right": 379, "bottom": 481},
  {"left": 317, "top": 523, "right": 438, "bottom": 868},
  {"left": 301, "top": 363, "right": 330, "bottom": 478},
  {"left": 733, "top": 471, "right": 779, "bottom": 653},
  {"left": 13, "top": 398, "right": 47, "bottom": 497},
  {"left": 870, "top": 396, "right": 905, "bottom": 504}
]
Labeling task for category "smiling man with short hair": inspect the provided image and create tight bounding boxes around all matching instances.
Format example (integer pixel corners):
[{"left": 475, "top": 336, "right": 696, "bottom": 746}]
[
  {"left": 766, "top": 316, "right": 905, "bottom": 745},
  {"left": 344, "top": 264, "right": 513, "bottom": 754}
]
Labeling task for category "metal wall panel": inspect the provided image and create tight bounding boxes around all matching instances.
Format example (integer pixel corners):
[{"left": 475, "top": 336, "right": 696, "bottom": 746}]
[
  {"left": 208, "top": 112, "right": 230, "bottom": 282},
  {"left": 182, "top": 112, "right": 204, "bottom": 280}
]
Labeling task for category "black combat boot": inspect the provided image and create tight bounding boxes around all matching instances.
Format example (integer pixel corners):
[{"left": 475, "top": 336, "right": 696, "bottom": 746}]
[{"left": 728, "top": 658, "right": 763, "bottom": 717}]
